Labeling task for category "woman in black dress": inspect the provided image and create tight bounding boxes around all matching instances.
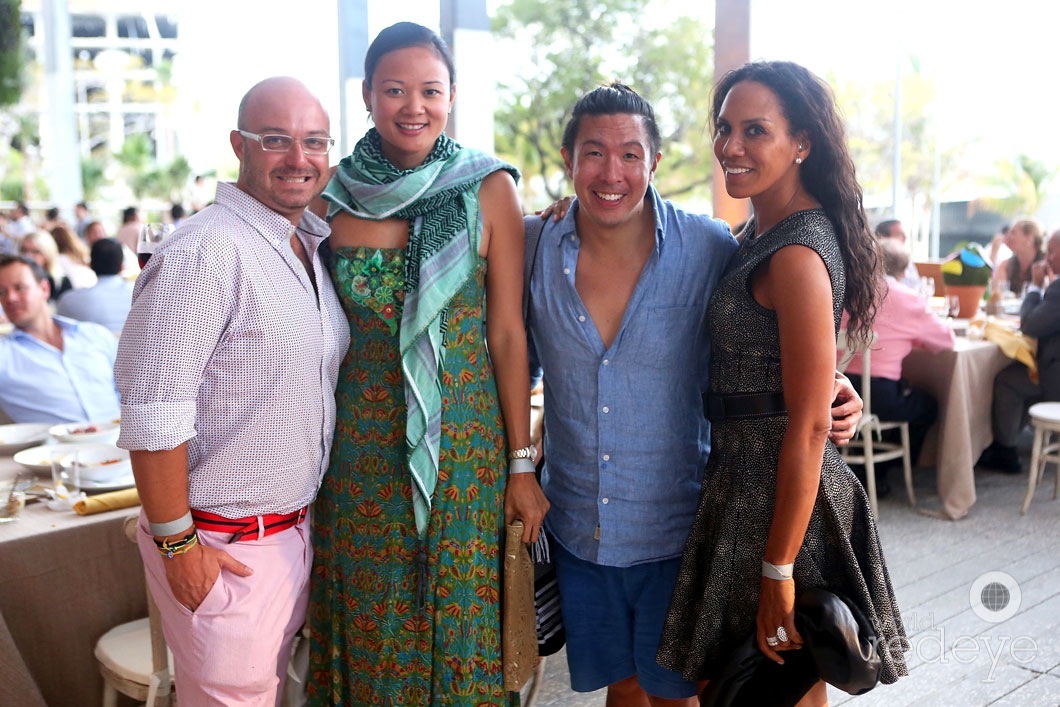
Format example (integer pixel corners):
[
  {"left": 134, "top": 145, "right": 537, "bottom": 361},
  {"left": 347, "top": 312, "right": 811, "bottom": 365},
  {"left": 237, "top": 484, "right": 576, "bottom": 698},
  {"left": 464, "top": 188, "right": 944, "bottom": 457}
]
[{"left": 657, "top": 61, "right": 907, "bottom": 705}]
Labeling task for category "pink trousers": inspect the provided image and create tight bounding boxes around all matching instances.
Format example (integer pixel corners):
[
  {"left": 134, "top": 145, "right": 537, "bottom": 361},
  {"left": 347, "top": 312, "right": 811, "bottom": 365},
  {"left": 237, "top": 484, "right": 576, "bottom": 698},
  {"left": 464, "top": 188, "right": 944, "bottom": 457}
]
[{"left": 137, "top": 510, "right": 312, "bottom": 707}]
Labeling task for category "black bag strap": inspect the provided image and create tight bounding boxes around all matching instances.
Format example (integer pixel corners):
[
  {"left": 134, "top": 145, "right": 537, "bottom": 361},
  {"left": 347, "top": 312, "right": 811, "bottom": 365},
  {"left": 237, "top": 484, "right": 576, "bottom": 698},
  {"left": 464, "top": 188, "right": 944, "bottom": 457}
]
[{"left": 523, "top": 214, "right": 547, "bottom": 323}]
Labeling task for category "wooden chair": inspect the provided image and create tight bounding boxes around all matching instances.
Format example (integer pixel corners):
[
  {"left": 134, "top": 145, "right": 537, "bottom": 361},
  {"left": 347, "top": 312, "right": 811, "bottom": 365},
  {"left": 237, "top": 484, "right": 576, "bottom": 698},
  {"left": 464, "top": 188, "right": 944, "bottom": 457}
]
[
  {"left": 94, "top": 516, "right": 174, "bottom": 707},
  {"left": 837, "top": 331, "right": 915, "bottom": 517},
  {"left": 1022, "top": 402, "right": 1060, "bottom": 514}
]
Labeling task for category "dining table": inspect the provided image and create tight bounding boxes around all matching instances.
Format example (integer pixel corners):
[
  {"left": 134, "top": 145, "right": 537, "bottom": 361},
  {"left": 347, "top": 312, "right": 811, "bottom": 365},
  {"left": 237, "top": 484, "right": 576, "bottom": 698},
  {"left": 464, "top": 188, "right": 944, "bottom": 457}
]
[
  {"left": 0, "top": 452, "right": 145, "bottom": 707},
  {"left": 901, "top": 332, "right": 1016, "bottom": 520}
]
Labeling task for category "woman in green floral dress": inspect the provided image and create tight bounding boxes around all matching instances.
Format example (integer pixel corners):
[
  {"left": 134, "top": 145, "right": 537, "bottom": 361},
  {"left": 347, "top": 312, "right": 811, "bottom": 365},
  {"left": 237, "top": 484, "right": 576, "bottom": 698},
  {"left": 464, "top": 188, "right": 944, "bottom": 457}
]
[{"left": 306, "top": 22, "right": 549, "bottom": 705}]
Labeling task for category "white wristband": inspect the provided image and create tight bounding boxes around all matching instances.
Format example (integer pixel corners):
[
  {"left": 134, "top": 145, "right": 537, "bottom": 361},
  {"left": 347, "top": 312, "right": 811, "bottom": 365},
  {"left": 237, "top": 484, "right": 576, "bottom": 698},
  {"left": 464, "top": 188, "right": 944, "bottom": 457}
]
[
  {"left": 148, "top": 511, "right": 194, "bottom": 537},
  {"left": 761, "top": 560, "right": 794, "bottom": 581},
  {"left": 509, "top": 458, "right": 536, "bottom": 475}
]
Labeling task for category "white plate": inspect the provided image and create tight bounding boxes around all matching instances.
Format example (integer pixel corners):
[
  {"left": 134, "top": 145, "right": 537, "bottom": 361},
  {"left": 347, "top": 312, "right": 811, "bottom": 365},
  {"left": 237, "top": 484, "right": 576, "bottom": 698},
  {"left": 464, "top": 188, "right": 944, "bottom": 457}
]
[
  {"left": 58, "top": 444, "right": 132, "bottom": 484},
  {"left": 81, "top": 473, "right": 136, "bottom": 493},
  {"left": 0, "top": 423, "right": 53, "bottom": 455},
  {"left": 48, "top": 420, "right": 121, "bottom": 445},
  {"left": 13, "top": 443, "right": 88, "bottom": 474}
]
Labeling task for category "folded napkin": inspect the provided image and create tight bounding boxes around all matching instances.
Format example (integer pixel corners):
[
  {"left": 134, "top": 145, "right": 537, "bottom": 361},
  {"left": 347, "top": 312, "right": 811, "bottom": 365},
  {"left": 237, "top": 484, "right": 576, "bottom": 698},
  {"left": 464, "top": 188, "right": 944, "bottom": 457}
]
[
  {"left": 980, "top": 318, "right": 1038, "bottom": 382},
  {"left": 73, "top": 487, "right": 141, "bottom": 516}
]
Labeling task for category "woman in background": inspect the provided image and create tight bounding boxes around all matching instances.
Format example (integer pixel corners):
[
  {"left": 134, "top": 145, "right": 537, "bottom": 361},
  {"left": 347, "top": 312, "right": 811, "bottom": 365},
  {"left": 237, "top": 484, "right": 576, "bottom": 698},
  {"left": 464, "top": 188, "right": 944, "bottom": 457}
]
[
  {"left": 992, "top": 218, "right": 1044, "bottom": 296},
  {"left": 20, "top": 230, "right": 72, "bottom": 300},
  {"left": 50, "top": 224, "right": 97, "bottom": 289}
]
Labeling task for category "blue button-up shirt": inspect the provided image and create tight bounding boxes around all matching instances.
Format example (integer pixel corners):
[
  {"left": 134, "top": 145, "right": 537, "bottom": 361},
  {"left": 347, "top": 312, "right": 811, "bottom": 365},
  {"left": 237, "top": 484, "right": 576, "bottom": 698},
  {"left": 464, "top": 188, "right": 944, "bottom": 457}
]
[
  {"left": 528, "top": 186, "right": 736, "bottom": 567},
  {"left": 0, "top": 316, "right": 120, "bottom": 423}
]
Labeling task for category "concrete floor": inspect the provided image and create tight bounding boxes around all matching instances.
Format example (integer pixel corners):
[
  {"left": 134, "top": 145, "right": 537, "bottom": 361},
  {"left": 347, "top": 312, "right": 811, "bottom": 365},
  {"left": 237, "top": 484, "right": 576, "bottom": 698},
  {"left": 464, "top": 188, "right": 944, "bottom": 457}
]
[{"left": 526, "top": 437, "right": 1060, "bottom": 707}]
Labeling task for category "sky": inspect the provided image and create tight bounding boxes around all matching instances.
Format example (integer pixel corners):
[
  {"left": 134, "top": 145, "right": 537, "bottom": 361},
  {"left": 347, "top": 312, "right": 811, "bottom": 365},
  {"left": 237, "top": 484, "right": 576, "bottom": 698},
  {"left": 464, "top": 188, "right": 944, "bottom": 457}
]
[{"left": 174, "top": 0, "right": 1057, "bottom": 194}]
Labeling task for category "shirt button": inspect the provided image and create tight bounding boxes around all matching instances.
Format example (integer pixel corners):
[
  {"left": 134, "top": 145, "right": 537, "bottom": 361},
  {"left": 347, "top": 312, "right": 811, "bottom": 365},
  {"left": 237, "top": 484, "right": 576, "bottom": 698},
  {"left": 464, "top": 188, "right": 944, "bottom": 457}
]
[
  {"left": 602, "top": 406, "right": 610, "bottom": 413},
  {"left": 563, "top": 268, "right": 571, "bottom": 275},
  {"left": 602, "top": 498, "right": 609, "bottom": 504},
  {"left": 602, "top": 454, "right": 610, "bottom": 461},
  {"left": 602, "top": 359, "right": 610, "bottom": 366},
  {"left": 578, "top": 315, "right": 586, "bottom": 322}
]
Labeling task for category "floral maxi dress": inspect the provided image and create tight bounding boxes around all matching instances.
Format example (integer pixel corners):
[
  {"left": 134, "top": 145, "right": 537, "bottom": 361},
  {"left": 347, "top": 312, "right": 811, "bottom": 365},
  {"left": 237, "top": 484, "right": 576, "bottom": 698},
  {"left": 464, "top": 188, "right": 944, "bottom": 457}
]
[{"left": 308, "top": 246, "right": 516, "bottom": 706}]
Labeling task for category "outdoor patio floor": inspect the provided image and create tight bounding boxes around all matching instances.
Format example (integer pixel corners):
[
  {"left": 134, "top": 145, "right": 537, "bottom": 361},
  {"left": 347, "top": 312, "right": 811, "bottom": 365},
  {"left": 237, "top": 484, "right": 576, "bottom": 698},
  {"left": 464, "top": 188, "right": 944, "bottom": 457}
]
[{"left": 529, "top": 439, "right": 1060, "bottom": 707}]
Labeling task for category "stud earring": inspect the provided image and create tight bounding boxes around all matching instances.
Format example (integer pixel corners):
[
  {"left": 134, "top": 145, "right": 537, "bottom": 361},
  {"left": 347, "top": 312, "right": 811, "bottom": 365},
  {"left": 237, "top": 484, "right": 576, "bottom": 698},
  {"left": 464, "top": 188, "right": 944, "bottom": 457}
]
[{"left": 795, "top": 157, "right": 803, "bottom": 164}]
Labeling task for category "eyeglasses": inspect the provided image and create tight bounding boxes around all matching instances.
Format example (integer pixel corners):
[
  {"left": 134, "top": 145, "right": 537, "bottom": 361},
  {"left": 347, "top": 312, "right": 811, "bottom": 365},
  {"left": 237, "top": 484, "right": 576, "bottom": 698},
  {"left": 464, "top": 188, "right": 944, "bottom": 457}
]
[{"left": 237, "top": 130, "right": 335, "bottom": 155}]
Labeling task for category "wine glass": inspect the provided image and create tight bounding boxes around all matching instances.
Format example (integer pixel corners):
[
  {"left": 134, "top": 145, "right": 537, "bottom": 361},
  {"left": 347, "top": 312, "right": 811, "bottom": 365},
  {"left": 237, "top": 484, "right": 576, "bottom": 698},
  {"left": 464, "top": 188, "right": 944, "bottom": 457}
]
[
  {"left": 919, "top": 276, "right": 935, "bottom": 298},
  {"left": 945, "top": 294, "right": 961, "bottom": 319},
  {"left": 137, "top": 223, "right": 175, "bottom": 268},
  {"left": 50, "top": 450, "right": 81, "bottom": 504}
]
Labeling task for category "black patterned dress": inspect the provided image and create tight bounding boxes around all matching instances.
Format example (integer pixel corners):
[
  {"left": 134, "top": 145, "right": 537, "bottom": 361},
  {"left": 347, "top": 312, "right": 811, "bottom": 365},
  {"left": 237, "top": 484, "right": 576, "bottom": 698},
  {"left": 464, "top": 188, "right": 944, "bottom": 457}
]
[{"left": 656, "top": 210, "right": 908, "bottom": 684}]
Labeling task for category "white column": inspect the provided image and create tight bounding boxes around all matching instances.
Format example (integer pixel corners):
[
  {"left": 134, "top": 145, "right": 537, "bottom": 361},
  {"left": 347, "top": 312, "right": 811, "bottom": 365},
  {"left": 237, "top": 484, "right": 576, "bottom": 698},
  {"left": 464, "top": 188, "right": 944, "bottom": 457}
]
[
  {"left": 337, "top": 0, "right": 370, "bottom": 156},
  {"left": 440, "top": 0, "right": 494, "bottom": 153},
  {"left": 40, "top": 0, "right": 84, "bottom": 212}
]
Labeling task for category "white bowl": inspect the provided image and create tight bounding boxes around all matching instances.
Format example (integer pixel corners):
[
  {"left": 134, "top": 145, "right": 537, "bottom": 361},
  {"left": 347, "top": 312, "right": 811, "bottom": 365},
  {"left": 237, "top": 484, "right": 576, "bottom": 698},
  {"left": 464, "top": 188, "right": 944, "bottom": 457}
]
[
  {"left": 0, "top": 423, "right": 52, "bottom": 455},
  {"left": 61, "top": 444, "right": 132, "bottom": 484},
  {"left": 48, "top": 420, "right": 121, "bottom": 445}
]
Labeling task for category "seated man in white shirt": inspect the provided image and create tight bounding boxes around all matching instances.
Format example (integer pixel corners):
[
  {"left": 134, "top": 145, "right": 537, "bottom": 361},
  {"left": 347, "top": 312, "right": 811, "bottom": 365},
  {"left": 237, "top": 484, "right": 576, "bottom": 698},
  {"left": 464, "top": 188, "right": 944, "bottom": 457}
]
[
  {"left": 57, "top": 238, "right": 134, "bottom": 334},
  {"left": 0, "top": 254, "right": 120, "bottom": 423}
]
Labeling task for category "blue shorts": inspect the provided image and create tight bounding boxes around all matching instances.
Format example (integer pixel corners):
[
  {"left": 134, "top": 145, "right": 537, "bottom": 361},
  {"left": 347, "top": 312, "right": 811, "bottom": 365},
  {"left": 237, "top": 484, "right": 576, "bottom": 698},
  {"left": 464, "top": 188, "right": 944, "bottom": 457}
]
[{"left": 552, "top": 543, "right": 698, "bottom": 699}]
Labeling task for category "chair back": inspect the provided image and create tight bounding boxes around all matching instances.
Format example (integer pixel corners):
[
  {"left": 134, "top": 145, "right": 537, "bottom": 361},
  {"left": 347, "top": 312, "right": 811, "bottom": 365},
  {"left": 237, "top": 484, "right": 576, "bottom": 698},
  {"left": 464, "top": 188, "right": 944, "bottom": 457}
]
[
  {"left": 122, "top": 516, "right": 172, "bottom": 702},
  {"left": 836, "top": 329, "right": 876, "bottom": 418}
]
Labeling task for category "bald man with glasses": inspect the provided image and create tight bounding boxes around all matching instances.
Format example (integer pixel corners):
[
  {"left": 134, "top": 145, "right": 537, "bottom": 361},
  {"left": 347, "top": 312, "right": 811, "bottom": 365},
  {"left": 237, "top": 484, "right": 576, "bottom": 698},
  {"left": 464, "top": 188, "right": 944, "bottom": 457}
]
[{"left": 115, "top": 77, "right": 349, "bottom": 706}]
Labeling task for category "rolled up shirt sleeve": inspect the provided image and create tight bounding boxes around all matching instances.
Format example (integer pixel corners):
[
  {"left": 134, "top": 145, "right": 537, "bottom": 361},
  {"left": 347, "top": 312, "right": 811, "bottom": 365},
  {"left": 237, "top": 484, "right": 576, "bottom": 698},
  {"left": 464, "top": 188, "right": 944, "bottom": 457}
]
[{"left": 116, "top": 243, "right": 233, "bottom": 452}]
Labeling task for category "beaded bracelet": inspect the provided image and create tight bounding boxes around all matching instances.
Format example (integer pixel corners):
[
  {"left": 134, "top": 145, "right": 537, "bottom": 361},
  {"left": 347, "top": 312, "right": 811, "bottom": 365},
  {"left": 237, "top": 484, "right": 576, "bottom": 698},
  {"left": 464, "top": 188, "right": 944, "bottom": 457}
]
[{"left": 154, "top": 530, "right": 200, "bottom": 559}]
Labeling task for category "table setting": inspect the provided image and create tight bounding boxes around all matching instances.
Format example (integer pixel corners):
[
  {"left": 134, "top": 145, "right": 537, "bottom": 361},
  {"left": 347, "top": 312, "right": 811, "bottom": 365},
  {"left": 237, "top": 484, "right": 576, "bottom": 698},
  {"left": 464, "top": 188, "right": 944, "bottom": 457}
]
[
  {"left": 0, "top": 418, "right": 147, "bottom": 706},
  {"left": 1, "top": 418, "right": 140, "bottom": 523}
]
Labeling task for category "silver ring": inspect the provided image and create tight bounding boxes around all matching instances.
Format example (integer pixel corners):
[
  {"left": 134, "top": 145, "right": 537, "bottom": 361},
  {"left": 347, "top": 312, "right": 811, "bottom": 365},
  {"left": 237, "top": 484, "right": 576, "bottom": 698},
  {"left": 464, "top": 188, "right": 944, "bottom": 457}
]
[
  {"left": 776, "top": 626, "right": 789, "bottom": 643},
  {"left": 766, "top": 635, "right": 779, "bottom": 647}
]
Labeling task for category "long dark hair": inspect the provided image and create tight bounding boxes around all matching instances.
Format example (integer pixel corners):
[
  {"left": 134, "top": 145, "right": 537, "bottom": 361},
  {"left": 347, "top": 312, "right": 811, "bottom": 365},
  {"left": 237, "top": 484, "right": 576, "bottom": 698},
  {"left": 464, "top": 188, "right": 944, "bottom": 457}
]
[{"left": 712, "top": 61, "right": 878, "bottom": 348}]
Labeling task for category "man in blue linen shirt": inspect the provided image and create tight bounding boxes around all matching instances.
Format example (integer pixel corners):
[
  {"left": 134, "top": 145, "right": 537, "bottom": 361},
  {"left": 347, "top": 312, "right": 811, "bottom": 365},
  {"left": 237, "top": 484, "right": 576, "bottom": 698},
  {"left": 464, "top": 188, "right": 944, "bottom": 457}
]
[
  {"left": 525, "top": 84, "right": 862, "bottom": 706},
  {"left": 0, "top": 254, "right": 120, "bottom": 423}
]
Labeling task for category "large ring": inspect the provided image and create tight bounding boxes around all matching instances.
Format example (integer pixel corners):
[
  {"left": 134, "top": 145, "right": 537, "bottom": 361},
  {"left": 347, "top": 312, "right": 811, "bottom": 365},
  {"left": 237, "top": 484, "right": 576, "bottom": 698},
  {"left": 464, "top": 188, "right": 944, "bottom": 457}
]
[
  {"left": 766, "top": 635, "right": 780, "bottom": 647},
  {"left": 776, "top": 626, "right": 789, "bottom": 643}
]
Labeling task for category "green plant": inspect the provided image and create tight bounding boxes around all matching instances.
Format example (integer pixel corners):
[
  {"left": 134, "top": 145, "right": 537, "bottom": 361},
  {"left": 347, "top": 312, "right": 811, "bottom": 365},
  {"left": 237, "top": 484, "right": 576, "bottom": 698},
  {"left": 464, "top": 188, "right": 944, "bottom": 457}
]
[{"left": 941, "top": 241, "right": 992, "bottom": 286}]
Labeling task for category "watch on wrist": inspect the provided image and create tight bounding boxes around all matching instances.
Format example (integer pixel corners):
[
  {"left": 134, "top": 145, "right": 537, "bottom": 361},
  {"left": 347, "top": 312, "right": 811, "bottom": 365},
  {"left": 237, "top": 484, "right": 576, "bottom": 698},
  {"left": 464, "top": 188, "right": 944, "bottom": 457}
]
[{"left": 509, "top": 444, "right": 537, "bottom": 462}]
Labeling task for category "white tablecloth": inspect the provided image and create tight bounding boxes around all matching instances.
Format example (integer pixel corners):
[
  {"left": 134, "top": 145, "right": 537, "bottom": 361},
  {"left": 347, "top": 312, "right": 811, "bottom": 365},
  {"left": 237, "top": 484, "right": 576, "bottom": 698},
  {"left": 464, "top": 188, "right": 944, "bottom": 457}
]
[{"left": 902, "top": 338, "right": 1014, "bottom": 519}]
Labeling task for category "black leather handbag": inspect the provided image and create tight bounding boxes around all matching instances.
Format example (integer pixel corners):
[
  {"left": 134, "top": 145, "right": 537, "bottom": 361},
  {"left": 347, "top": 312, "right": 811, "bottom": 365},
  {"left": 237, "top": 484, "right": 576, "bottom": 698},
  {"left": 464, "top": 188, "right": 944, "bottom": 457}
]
[{"left": 699, "top": 587, "right": 882, "bottom": 707}]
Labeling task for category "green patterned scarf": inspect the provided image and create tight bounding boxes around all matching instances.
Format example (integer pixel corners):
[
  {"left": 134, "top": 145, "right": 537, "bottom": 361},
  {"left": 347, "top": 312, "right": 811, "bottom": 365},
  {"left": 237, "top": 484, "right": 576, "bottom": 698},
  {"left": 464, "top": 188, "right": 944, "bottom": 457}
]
[{"left": 323, "top": 128, "right": 518, "bottom": 536}]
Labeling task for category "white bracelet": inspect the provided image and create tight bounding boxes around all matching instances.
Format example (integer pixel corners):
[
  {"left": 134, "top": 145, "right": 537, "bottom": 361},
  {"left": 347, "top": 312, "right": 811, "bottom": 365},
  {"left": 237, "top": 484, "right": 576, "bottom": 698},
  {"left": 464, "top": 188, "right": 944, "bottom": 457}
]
[
  {"left": 509, "top": 458, "right": 536, "bottom": 475},
  {"left": 761, "top": 560, "right": 794, "bottom": 581},
  {"left": 148, "top": 511, "right": 194, "bottom": 537}
]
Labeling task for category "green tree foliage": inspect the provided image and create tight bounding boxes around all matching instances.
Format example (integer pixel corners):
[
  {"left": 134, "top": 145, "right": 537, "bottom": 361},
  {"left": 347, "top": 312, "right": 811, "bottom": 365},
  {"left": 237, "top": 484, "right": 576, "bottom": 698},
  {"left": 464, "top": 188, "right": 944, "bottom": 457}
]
[
  {"left": 114, "top": 132, "right": 192, "bottom": 202},
  {"left": 0, "top": 0, "right": 23, "bottom": 106},
  {"left": 978, "top": 154, "right": 1056, "bottom": 218},
  {"left": 492, "top": 0, "right": 714, "bottom": 207},
  {"left": 834, "top": 64, "right": 968, "bottom": 207},
  {"left": 80, "top": 156, "right": 106, "bottom": 201}
]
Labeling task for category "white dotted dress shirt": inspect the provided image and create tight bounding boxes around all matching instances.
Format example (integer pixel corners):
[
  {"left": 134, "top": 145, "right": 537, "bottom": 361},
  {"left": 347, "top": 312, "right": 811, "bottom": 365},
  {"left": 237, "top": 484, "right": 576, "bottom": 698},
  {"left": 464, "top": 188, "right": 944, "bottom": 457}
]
[{"left": 115, "top": 183, "right": 349, "bottom": 517}]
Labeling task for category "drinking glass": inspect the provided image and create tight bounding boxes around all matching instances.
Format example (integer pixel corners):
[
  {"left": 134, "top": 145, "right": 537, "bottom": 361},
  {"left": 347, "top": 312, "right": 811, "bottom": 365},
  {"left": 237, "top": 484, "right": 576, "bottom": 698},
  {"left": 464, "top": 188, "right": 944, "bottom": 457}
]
[
  {"left": 920, "top": 276, "right": 935, "bottom": 298},
  {"left": 137, "top": 223, "right": 175, "bottom": 268},
  {"left": 945, "top": 294, "right": 961, "bottom": 318},
  {"left": 50, "top": 450, "right": 81, "bottom": 499}
]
